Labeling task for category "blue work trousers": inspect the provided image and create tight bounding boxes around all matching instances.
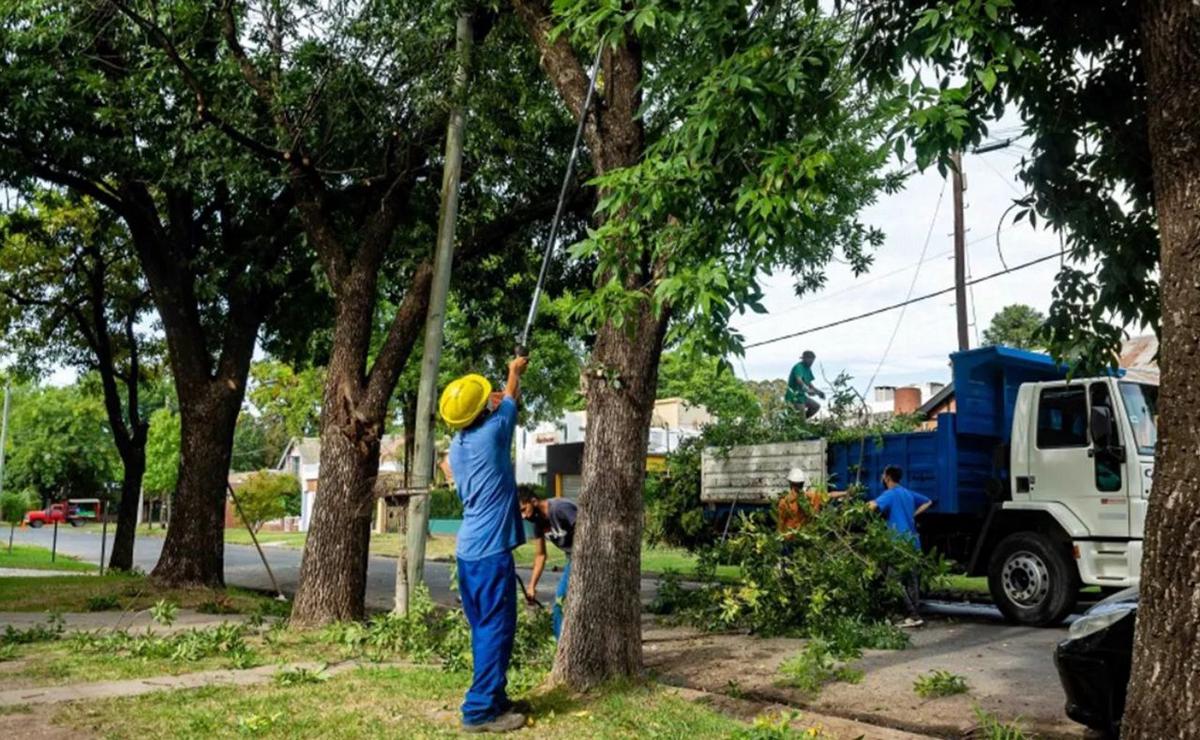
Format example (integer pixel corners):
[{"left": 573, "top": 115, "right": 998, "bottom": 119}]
[
  {"left": 458, "top": 550, "right": 518, "bottom": 726},
  {"left": 553, "top": 558, "right": 571, "bottom": 641}
]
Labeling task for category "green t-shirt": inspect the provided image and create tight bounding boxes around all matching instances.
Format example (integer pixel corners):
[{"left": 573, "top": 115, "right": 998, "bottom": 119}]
[{"left": 786, "top": 362, "right": 815, "bottom": 404}]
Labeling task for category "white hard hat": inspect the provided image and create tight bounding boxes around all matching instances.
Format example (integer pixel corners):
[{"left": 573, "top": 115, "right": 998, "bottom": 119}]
[{"left": 787, "top": 467, "right": 807, "bottom": 484}]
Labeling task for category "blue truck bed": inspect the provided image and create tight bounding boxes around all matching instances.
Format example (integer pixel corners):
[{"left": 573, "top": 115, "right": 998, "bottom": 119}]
[{"left": 827, "top": 346, "right": 1067, "bottom": 516}]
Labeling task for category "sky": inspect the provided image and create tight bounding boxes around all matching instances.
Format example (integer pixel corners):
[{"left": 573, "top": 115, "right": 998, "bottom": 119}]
[{"left": 729, "top": 120, "right": 1068, "bottom": 396}]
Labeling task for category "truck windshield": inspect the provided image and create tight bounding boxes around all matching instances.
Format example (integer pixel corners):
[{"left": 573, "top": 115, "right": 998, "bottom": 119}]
[{"left": 1119, "top": 382, "right": 1158, "bottom": 455}]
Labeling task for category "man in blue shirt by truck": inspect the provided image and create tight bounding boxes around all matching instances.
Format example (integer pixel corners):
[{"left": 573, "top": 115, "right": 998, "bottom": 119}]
[
  {"left": 870, "top": 465, "right": 932, "bottom": 628},
  {"left": 440, "top": 356, "right": 529, "bottom": 733}
]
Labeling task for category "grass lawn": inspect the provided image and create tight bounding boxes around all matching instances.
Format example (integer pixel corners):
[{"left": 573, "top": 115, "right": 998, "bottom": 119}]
[
  {"left": 0, "top": 573, "right": 285, "bottom": 614},
  {"left": 56, "top": 665, "right": 784, "bottom": 739},
  {"left": 0, "top": 544, "right": 97, "bottom": 573}
]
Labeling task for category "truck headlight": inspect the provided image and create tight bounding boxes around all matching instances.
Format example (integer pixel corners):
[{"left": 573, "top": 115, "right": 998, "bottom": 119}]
[{"left": 1068, "top": 607, "right": 1134, "bottom": 640}]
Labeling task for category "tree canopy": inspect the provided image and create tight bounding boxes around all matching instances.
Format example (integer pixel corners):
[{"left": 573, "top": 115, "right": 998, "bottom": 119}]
[{"left": 982, "top": 303, "right": 1045, "bottom": 350}]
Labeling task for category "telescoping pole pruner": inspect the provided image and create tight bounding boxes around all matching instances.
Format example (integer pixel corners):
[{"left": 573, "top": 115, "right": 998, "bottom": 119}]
[{"left": 516, "top": 43, "right": 605, "bottom": 358}]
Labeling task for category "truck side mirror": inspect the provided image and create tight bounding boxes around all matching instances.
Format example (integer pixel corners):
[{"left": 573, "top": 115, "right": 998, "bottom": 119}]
[{"left": 1090, "top": 406, "right": 1113, "bottom": 446}]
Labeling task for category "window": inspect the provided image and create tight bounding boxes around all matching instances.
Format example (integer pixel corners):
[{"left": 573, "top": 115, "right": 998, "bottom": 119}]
[
  {"left": 1037, "top": 387, "right": 1088, "bottom": 448},
  {"left": 1090, "top": 383, "right": 1122, "bottom": 492},
  {"left": 1119, "top": 383, "right": 1158, "bottom": 455}
]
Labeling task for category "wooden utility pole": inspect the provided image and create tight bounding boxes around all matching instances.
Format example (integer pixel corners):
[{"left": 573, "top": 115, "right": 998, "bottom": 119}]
[
  {"left": 951, "top": 150, "right": 969, "bottom": 351},
  {"left": 398, "top": 13, "right": 473, "bottom": 613}
]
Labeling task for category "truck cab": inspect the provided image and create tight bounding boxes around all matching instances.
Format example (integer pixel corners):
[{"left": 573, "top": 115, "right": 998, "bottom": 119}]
[{"left": 993, "top": 376, "right": 1156, "bottom": 623}]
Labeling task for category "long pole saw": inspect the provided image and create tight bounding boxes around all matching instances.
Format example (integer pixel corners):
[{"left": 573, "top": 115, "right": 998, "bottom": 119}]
[{"left": 516, "top": 43, "right": 604, "bottom": 357}]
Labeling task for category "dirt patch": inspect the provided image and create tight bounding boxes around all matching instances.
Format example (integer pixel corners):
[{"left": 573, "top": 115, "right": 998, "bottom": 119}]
[
  {"left": 4, "top": 712, "right": 94, "bottom": 739},
  {"left": 642, "top": 615, "right": 1085, "bottom": 739}
]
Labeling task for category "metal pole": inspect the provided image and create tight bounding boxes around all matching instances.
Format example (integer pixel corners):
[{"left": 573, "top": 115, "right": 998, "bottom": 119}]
[
  {"left": 51, "top": 519, "right": 58, "bottom": 563},
  {"left": 99, "top": 499, "right": 108, "bottom": 577},
  {"left": 400, "top": 13, "right": 474, "bottom": 613},
  {"left": 517, "top": 43, "right": 605, "bottom": 354},
  {"left": 951, "top": 150, "right": 969, "bottom": 351},
  {"left": 227, "top": 482, "right": 286, "bottom": 600},
  {"left": 0, "top": 384, "right": 10, "bottom": 499}
]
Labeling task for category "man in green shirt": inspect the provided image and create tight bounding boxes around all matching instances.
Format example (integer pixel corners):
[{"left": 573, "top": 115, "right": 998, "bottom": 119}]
[{"left": 786, "top": 350, "right": 824, "bottom": 418}]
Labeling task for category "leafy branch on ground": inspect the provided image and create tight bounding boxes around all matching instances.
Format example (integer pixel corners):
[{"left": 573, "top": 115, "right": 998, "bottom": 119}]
[
  {"left": 274, "top": 665, "right": 329, "bottom": 687},
  {"left": 652, "top": 502, "right": 946, "bottom": 643},
  {"left": 778, "top": 640, "right": 864, "bottom": 697},
  {"left": 971, "top": 706, "right": 1030, "bottom": 740},
  {"left": 913, "top": 669, "right": 970, "bottom": 698},
  {"left": 150, "top": 599, "right": 178, "bottom": 627}
]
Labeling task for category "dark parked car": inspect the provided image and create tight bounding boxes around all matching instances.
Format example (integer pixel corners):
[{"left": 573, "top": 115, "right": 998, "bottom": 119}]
[{"left": 1054, "top": 587, "right": 1137, "bottom": 739}]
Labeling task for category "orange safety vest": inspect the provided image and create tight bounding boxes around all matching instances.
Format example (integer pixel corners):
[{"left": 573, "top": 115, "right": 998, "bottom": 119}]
[{"left": 776, "top": 488, "right": 826, "bottom": 533}]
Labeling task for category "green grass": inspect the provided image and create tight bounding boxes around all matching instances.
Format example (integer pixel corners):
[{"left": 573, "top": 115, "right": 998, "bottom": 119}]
[
  {"left": 0, "top": 573, "right": 282, "bottom": 613},
  {"left": 913, "top": 670, "right": 970, "bottom": 698},
  {"left": 56, "top": 665, "right": 802, "bottom": 739},
  {"left": 0, "top": 544, "right": 97, "bottom": 573},
  {"left": 933, "top": 575, "right": 989, "bottom": 595}
]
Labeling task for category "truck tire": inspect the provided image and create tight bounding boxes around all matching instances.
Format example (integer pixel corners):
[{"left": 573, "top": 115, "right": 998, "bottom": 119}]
[
  {"left": 28, "top": 520, "right": 43, "bottom": 529},
  {"left": 69, "top": 519, "right": 84, "bottom": 528},
  {"left": 988, "top": 531, "right": 1079, "bottom": 626}
]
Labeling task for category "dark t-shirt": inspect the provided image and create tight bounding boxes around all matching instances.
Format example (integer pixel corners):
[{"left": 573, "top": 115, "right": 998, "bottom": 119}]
[{"left": 533, "top": 498, "right": 577, "bottom": 556}]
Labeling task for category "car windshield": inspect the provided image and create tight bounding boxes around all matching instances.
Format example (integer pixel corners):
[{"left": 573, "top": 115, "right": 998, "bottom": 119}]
[{"left": 1119, "top": 382, "right": 1158, "bottom": 455}]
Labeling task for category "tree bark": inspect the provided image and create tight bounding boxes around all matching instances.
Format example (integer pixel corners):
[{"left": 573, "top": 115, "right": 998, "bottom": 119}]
[
  {"left": 1122, "top": 2, "right": 1200, "bottom": 738},
  {"left": 551, "top": 304, "right": 668, "bottom": 689},
  {"left": 290, "top": 395, "right": 382, "bottom": 625},
  {"left": 107, "top": 442, "right": 146, "bottom": 572},
  {"left": 151, "top": 382, "right": 243, "bottom": 586}
]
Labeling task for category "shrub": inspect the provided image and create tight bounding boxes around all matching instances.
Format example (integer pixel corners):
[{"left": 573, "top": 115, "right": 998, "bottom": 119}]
[
  {"left": 972, "top": 707, "right": 1029, "bottom": 740},
  {"left": 233, "top": 471, "right": 299, "bottom": 532},
  {"left": 85, "top": 595, "right": 121, "bottom": 612},
  {"left": 914, "top": 670, "right": 969, "bottom": 698},
  {"left": 427, "top": 486, "right": 463, "bottom": 519}
]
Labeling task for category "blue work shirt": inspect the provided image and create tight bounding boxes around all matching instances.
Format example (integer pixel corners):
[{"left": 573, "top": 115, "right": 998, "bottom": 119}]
[
  {"left": 874, "top": 485, "right": 931, "bottom": 549},
  {"left": 451, "top": 397, "right": 526, "bottom": 561}
]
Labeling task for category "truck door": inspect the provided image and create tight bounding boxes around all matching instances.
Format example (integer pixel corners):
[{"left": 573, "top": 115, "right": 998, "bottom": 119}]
[
  {"left": 1089, "top": 381, "right": 1132, "bottom": 537},
  {"left": 1028, "top": 383, "right": 1128, "bottom": 538}
]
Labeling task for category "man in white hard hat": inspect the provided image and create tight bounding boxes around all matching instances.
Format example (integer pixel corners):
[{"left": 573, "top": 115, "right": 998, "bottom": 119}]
[{"left": 775, "top": 467, "right": 846, "bottom": 534}]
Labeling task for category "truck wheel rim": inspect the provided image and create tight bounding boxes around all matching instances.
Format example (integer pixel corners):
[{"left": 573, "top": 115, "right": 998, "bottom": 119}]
[{"left": 1001, "top": 550, "right": 1050, "bottom": 608}]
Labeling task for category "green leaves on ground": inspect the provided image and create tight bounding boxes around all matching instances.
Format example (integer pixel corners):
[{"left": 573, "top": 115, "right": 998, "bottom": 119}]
[
  {"left": 778, "top": 640, "right": 864, "bottom": 697},
  {"left": 914, "top": 669, "right": 970, "bottom": 698},
  {"left": 654, "top": 503, "right": 946, "bottom": 638}
]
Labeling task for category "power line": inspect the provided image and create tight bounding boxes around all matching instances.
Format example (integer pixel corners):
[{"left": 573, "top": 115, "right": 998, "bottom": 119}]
[
  {"left": 861, "top": 178, "right": 946, "bottom": 398},
  {"left": 742, "top": 250, "right": 1066, "bottom": 350}
]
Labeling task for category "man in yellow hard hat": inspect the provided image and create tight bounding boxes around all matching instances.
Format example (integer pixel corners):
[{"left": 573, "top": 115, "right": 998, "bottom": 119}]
[{"left": 441, "top": 355, "right": 529, "bottom": 733}]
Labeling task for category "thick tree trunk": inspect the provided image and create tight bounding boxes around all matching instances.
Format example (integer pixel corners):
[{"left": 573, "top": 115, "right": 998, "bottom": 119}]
[
  {"left": 1122, "top": 3, "right": 1200, "bottom": 738},
  {"left": 151, "top": 385, "right": 242, "bottom": 587},
  {"left": 550, "top": 306, "right": 667, "bottom": 689},
  {"left": 290, "top": 372, "right": 382, "bottom": 626},
  {"left": 107, "top": 444, "right": 146, "bottom": 572}
]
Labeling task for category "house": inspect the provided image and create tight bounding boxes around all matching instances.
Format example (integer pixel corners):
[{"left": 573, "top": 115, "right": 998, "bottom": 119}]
[
  {"left": 275, "top": 435, "right": 408, "bottom": 532},
  {"left": 519, "top": 398, "right": 713, "bottom": 498}
]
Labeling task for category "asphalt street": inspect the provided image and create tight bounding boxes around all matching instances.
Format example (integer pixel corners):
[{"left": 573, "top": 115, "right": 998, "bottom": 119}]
[{"left": 6, "top": 526, "right": 657, "bottom": 612}]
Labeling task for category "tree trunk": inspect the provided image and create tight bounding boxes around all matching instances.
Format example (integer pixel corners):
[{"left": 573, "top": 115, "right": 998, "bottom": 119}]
[
  {"left": 290, "top": 379, "right": 382, "bottom": 626},
  {"left": 151, "top": 385, "right": 242, "bottom": 587},
  {"left": 1122, "top": 2, "right": 1200, "bottom": 737},
  {"left": 550, "top": 306, "right": 667, "bottom": 689},
  {"left": 107, "top": 443, "right": 146, "bottom": 571}
]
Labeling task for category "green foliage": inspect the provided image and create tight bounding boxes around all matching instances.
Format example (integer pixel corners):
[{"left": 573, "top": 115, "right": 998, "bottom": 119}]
[
  {"left": 274, "top": 666, "right": 329, "bottom": 687},
  {"left": 860, "top": 1, "right": 1157, "bottom": 369},
  {"left": 1, "top": 490, "right": 38, "bottom": 526},
  {"left": 85, "top": 594, "right": 122, "bottom": 612},
  {"left": 236, "top": 712, "right": 284, "bottom": 735},
  {"left": 778, "top": 640, "right": 864, "bottom": 697},
  {"left": 2, "top": 384, "right": 121, "bottom": 501},
  {"left": 913, "top": 670, "right": 970, "bottom": 698},
  {"left": 150, "top": 599, "right": 178, "bottom": 627},
  {"left": 972, "top": 707, "right": 1030, "bottom": 740},
  {"left": 547, "top": 1, "right": 899, "bottom": 360},
  {"left": 656, "top": 351, "right": 762, "bottom": 423},
  {"left": 237, "top": 362, "right": 326, "bottom": 471},
  {"left": 233, "top": 471, "right": 299, "bottom": 532},
  {"left": 70, "top": 623, "right": 251, "bottom": 664},
  {"left": 660, "top": 504, "right": 947, "bottom": 637},
  {"left": 982, "top": 304, "right": 1046, "bottom": 351},
  {"left": 142, "top": 407, "right": 180, "bottom": 497},
  {"left": 320, "top": 585, "right": 554, "bottom": 676},
  {"left": 731, "top": 712, "right": 808, "bottom": 739},
  {"left": 427, "top": 486, "right": 464, "bottom": 519},
  {"left": 1, "top": 613, "right": 65, "bottom": 646}
]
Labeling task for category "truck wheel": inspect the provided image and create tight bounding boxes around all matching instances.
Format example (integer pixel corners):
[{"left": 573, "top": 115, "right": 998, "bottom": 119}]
[
  {"left": 69, "top": 519, "right": 84, "bottom": 528},
  {"left": 988, "top": 531, "right": 1079, "bottom": 626},
  {"left": 28, "top": 520, "right": 43, "bottom": 529}
]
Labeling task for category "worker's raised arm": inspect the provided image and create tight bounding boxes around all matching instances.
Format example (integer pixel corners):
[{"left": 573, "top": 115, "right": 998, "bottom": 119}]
[
  {"left": 505, "top": 356, "right": 528, "bottom": 401},
  {"left": 526, "top": 537, "right": 547, "bottom": 602}
]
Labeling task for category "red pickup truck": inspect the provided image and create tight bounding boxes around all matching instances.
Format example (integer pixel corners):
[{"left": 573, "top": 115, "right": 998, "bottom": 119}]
[{"left": 24, "top": 503, "right": 85, "bottom": 528}]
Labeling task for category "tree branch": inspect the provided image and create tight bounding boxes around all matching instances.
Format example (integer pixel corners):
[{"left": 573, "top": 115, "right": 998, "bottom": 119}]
[{"left": 362, "top": 260, "right": 434, "bottom": 417}]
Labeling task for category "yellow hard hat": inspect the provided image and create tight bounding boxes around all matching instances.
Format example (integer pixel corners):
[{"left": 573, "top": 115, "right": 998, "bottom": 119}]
[{"left": 439, "top": 374, "right": 493, "bottom": 430}]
